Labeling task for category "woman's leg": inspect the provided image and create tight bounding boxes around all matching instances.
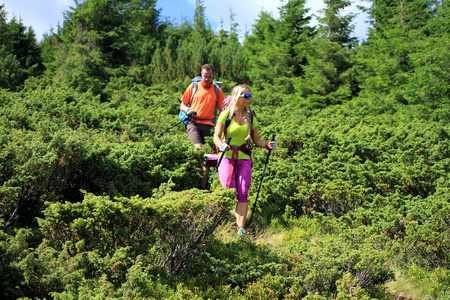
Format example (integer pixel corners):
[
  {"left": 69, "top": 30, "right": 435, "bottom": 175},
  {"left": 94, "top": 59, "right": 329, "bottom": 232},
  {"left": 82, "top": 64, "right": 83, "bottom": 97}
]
[
  {"left": 218, "top": 158, "right": 252, "bottom": 232},
  {"left": 218, "top": 157, "right": 232, "bottom": 187},
  {"left": 234, "top": 159, "right": 252, "bottom": 231},
  {"left": 235, "top": 202, "right": 248, "bottom": 229}
]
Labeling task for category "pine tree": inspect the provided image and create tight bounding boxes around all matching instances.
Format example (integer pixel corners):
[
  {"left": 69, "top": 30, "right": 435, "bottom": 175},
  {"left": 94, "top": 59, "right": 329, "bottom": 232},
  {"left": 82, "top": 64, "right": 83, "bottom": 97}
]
[
  {"left": 317, "top": 0, "right": 357, "bottom": 47},
  {"left": 244, "top": 0, "right": 313, "bottom": 92},
  {"left": 363, "top": 0, "right": 399, "bottom": 38},
  {"left": 427, "top": 0, "right": 449, "bottom": 38},
  {"left": 51, "top": 0, "right": 165, "bottom": 91},
  {"left": 0, "top": 4, "right": 7, "bottom": 43},
  {"left": 208, "top": 8, "right": 248, "bottom": 82},
  {"left": 0, "top": 5, "right": 43, "bottom": 90},
  {"left": 294, "top": 0, "right": 356, "bottom": 107},
  {"left": 58, "top": 0, "right": 163, "bottom": 68},
  {"left": 0, "top": 45, "right": 22, "bottom": 89},
  {"left": 39, "top": 30, "right": 59, "bottom": 80},
  {"left": 354, "top": 0, "right": 449, "bottom": 108},
  {"left": 194, "top": 0, "right": 207, "bottom": 37}
]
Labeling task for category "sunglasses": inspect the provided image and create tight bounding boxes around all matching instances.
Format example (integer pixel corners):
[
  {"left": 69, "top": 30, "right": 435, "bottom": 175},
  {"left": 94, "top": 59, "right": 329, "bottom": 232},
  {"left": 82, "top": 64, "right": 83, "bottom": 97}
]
[{"left": 239, "top": 94, "right": 252, "bottom": 99}]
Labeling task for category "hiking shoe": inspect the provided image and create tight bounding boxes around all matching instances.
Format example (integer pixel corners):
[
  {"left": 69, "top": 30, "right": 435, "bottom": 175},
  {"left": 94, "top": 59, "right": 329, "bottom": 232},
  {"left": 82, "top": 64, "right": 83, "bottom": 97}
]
[{"left": 238, "top": 228, "right": 245, "bottom": 237}]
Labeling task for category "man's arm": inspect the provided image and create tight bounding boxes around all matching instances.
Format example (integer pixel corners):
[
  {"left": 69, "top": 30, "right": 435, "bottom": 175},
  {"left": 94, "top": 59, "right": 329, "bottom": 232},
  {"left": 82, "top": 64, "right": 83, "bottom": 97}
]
[
  {"left": 217, "top": 88, "right": 225, "bottom": 111},
  {"left": 180, "top": 84, "right": 194, "bottom": 113},
  {"left": 180, "top": 101, "right": 189, "bottom": 113},
  {"left": 180, "top": 101, "right": 196, "bottom": 117}
]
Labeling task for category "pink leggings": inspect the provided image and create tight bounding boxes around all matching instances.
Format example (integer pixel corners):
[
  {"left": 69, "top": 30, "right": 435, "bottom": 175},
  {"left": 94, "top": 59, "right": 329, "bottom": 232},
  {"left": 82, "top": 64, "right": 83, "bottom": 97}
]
[{"left": 218, "top": 158, "right": 252, "bottom": 203}]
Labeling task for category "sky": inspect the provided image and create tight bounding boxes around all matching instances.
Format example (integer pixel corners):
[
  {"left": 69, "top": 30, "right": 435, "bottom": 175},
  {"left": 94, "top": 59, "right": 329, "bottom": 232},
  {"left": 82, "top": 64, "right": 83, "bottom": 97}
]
[{"left": 0, "top": 0, "right": 370, "bottom": 43}]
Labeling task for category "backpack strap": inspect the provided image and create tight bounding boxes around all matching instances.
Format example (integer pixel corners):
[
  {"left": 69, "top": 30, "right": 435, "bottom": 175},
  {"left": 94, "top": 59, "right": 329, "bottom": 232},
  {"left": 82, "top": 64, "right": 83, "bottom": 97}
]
[
  {"left": 224, "top": 109, "right": 254, "bottom": 133},
  {"left": 214, "top": 84, "right": 219, "bottom": 104},
  {"left": 187, "top": 82, "right": 198, "bottom": 108},
  {"left": 210, "top": 83, "right": 220, "bottom": 123}
]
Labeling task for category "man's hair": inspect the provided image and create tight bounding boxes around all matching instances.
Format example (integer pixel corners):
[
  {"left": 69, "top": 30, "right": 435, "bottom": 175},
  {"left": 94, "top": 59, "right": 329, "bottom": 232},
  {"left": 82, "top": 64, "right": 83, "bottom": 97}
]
[{"left": 202, "top": 63, "right": 215, "bottom": 73}]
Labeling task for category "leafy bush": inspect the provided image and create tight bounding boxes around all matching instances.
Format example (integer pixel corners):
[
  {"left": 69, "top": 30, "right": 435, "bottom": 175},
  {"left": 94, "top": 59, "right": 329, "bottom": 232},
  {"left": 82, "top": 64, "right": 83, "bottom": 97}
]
[
  {"left": 0, "top": 86, "right": 207, "bottom": 228},
  {"left": 1, "top": 1, "right": 449, "bottom": 298},
  {"left": 0, "top": 184, "right": 235, "bottom": 299}
]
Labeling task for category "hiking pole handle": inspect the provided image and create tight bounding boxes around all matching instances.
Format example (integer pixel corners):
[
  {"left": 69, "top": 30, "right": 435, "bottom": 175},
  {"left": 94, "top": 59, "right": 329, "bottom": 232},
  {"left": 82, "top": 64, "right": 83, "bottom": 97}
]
[
  {"left": 268, "top": 133, "right": 276, "bottom": 150},
  {"left": 265, "top": 133, "right": 276, "bottom": 163},
  {"left": 220, "top": 137, "right": 232, "bottom": 151},
  {"left": 186, "top": 110, "right": 197, "bottom": 118},
  {"left": 183, "top": 110, "right": 197, "bottom": 122}
]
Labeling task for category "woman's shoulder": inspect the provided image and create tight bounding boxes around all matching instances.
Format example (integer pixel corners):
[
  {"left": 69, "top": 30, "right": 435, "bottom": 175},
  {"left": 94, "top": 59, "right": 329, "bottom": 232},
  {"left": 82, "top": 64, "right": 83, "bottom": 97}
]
[
  {"left": 219, "top": 109, "right": 230, "bottom": 117},
  {"left": 218, "top": 109, "right": 231, "bottom": 123}
]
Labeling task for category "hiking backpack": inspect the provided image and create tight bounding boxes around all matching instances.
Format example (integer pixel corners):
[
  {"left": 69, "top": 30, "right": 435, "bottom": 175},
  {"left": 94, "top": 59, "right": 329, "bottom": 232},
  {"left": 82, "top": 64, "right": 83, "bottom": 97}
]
[{"left": 178, "top": 76, "right": 221, "bottom": 125}]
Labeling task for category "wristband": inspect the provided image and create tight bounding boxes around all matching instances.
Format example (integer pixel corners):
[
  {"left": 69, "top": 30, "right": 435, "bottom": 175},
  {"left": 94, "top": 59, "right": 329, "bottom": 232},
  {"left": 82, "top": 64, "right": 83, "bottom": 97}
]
[{"left": 265, "top": 142, "right": 269, "bottom": 150}]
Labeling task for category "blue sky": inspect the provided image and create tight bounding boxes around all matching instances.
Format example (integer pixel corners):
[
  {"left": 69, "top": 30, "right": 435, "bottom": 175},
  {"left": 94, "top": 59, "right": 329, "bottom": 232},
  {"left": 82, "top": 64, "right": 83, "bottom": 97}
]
[{"left": 0, "top": 0, "right": 370, "bottom": 42}]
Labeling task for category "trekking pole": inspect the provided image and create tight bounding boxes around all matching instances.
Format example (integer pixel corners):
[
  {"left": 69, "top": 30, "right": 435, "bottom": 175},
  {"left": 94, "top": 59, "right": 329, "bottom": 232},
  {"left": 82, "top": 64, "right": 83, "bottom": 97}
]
[
  {"left": 159, "top": 120, "right": 184, "bottom": 135},
  {"left": 206, "top": 137, "right": 232, "bottom": 191},
  {"left": 159, "top": 111, "right": 197, "bottom": 135},
  {"left": 247, "top": 133, "right": 276, "bottom": 228}
]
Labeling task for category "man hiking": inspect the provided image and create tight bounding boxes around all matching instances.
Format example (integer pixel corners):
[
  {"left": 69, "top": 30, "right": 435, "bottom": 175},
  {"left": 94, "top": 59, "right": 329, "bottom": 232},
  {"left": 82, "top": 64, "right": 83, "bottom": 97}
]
[{"left": 180, "top": 63, "right": 225, "bottom": 188}]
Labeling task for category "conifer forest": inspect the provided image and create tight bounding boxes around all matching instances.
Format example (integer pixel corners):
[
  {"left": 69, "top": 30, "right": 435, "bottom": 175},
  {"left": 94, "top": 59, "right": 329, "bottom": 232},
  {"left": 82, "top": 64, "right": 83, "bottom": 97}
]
[{"left": 0, "top": 0, "right": 449, "bottom": 299}]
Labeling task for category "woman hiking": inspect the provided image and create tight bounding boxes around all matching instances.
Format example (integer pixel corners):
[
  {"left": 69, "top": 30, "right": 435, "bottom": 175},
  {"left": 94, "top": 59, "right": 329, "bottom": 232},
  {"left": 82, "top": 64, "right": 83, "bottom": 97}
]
[{"left": 213, "top": 84, "right": 276, "bottom": 237}]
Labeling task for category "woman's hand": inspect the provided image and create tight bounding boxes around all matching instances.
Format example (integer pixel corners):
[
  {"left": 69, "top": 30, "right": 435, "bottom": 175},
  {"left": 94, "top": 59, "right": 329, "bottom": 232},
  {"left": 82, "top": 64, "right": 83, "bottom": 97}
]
[
  {"left": 266, "top": 140, "right": 276, "bottom": 150},
  {"left": 219, "top": 141, "right": 231, "bottom": 152}
]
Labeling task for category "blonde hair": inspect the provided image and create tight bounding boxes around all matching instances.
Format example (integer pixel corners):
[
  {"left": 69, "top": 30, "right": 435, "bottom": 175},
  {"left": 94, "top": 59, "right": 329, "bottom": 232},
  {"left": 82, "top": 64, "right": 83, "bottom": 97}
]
[{"left": 229, "top": 84, "right": 252, "bottom": 142}]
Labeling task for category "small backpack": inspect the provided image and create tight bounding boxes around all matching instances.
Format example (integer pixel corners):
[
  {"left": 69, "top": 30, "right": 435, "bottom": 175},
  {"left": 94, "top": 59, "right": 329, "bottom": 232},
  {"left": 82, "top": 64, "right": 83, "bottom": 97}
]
[{"left": 179, "top": 76, "right": 221, "bottom": 125}]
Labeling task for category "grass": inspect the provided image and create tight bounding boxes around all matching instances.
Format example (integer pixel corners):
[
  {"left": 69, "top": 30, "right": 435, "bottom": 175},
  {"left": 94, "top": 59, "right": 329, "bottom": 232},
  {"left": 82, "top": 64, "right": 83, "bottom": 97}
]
[
  {"left": 385, "top": 271, "right": 427, "bottom": 300},
  {"left": 212, "top": 216, "right": 448, "bottom": 300}
]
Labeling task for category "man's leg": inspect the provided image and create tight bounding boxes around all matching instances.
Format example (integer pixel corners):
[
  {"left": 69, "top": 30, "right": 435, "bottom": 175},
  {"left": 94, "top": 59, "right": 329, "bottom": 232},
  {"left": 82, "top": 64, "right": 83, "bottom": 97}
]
[
  {"left": 193, "top": 142, "right": 210, "bottom": 189},
  {"left": 201, "top": 165, "right": 210, "bottom": 189},
  {"left": 186, "top": 123, "right": 214, "bottom": 189},
  {"left": 195, "top": 124, "right": 214, "bottom": 189},
  {"left": 186, "top": 123, "right": 204, "bottom": 145}
]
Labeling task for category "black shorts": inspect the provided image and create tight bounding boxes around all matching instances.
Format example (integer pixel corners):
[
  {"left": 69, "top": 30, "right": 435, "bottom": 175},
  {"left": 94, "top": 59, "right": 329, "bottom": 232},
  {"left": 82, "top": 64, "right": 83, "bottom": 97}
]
[{"left": 186, "top": 122, "right": 214, "bottom": 144}]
